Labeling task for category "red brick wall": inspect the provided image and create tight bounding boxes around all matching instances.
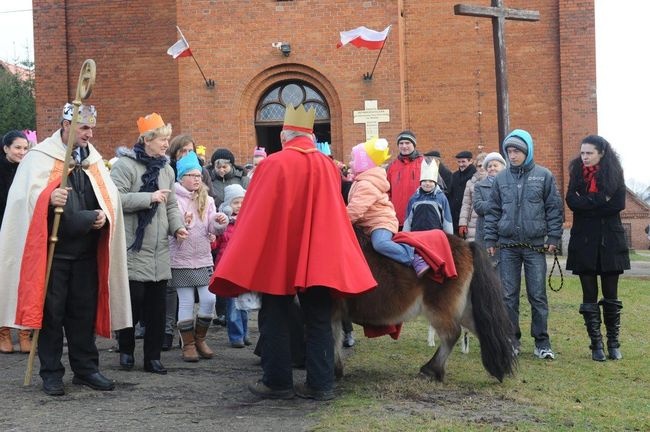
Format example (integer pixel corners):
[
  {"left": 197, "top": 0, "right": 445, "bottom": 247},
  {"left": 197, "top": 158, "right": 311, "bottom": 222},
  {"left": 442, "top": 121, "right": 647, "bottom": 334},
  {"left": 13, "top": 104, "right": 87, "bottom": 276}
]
[
  {"left": 33, "top": 0, "right": 180, "bottom": 157},
  {"left": 33, "top": 0, "right": 597, "bottom": 199}
]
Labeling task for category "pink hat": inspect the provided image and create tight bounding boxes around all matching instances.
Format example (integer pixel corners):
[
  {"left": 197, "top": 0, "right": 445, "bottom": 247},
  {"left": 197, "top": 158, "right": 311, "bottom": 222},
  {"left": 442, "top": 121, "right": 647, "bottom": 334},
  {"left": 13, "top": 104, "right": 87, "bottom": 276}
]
[{"left": 253, "top": 147, "right": 267, "bottom": 158}]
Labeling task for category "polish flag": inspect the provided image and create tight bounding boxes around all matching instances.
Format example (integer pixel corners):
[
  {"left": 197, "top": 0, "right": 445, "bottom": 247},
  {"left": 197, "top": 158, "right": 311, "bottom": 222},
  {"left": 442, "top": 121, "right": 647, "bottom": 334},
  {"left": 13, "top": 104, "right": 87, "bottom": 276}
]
[
  {"left": 167, "top": 27, "right": 193, "bottom": 59},
  {"left": 337, "top": 25, "right": 391, "bottom": 50}
]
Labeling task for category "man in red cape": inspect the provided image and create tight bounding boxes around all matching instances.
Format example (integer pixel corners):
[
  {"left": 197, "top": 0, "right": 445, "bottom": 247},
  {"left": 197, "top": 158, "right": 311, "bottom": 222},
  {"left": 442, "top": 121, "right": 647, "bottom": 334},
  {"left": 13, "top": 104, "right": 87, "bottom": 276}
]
[{"left": 210, "top": 104, "right": 376, "bottom": 401}]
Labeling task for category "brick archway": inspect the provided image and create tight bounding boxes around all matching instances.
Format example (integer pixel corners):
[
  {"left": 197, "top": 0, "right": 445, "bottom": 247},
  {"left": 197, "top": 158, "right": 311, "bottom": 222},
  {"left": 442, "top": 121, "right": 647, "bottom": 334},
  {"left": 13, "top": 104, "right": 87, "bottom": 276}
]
[{"left": 238, "top": 63, "right": 342, "bottom": 160}]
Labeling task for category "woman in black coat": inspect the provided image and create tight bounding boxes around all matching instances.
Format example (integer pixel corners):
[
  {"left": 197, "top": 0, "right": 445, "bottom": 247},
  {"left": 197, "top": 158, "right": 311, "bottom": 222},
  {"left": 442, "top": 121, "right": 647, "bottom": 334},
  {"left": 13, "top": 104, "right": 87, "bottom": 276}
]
[{"left": 566, "top": 135, "right": 629, "bottom": 362}]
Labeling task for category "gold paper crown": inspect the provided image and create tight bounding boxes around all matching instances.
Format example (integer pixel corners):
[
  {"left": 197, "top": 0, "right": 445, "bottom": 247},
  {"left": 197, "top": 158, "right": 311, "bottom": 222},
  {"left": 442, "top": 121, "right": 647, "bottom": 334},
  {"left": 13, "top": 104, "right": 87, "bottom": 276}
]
[
  {"left": 283, "top": 104, "right": 316, "bottom": 133},
  {"left": 137, "top": 113, "right": 166, "bottom": 134},
  {"left": 195, "top": 145, "right": 206, "bottom": 157},
  {"left": 363, "top": 137, "right": 391, "bottom": 166}
]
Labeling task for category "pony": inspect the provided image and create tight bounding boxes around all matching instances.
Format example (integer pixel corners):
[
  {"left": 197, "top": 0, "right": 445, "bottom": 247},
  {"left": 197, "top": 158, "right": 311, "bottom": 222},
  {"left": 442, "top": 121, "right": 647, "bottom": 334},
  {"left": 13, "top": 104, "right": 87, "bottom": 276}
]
[{"left": 332, "top": 230, "right": 517, "bottom": 382}]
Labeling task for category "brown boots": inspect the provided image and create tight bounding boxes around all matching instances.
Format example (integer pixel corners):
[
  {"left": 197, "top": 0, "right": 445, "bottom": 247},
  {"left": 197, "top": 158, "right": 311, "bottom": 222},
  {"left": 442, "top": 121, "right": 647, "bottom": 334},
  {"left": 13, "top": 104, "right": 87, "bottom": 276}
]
[
  {"left": 194, "top": 316, "right": 214, "bottom": 359},
  {"left": 177, "top": 317, "right": 215, "bottom": 362},
  {"left": 178, "top": 320, "right": 199, "bottom": 362},
  {"left": 0, "top": 327, "right": 32, "bottom": 354}
]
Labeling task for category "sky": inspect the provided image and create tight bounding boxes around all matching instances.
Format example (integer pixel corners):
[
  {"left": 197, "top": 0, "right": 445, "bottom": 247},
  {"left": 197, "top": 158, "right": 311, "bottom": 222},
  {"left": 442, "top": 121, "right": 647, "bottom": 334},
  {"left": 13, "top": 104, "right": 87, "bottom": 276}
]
[{"left": 0, "top": 1, "right": 648, "bottom": 186}]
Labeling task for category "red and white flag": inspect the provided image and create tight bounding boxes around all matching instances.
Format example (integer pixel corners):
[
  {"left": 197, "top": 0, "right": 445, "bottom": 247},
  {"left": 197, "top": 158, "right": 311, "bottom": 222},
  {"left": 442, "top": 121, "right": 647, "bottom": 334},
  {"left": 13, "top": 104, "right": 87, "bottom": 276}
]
[
  {"left": 337, "top": 25, "right": 391, "bottom": 50},
  {"left": 167, "top": 27, "right": 193, "bottom": 59}
]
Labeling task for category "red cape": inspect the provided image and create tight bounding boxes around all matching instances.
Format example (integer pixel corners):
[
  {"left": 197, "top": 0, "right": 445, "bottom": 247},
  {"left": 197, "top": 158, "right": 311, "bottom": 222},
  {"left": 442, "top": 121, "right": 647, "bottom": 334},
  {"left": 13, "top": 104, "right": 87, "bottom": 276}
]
[
  {"left": 394, "top": 230, "right": 457, "bottom": 282},
  {"left": 210, "top": 136, "right": 377, "bottom": 297}
]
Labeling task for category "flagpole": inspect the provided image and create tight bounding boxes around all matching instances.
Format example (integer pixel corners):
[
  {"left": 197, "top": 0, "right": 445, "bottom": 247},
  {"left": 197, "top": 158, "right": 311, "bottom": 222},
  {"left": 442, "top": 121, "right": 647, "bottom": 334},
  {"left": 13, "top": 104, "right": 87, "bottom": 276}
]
[
  {"left": 176, "top": 26, "right": 215, "bottom": 89},
  {"left": 364, "top": 27, "right": 391, "bottom": 81}
]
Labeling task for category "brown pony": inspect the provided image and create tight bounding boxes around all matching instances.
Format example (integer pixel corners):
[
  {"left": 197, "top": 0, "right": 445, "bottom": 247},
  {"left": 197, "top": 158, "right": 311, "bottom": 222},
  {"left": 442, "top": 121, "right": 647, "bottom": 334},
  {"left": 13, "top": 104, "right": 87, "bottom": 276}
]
[{"left": 332, "top": 230, "right": 517, "bottom": 382}]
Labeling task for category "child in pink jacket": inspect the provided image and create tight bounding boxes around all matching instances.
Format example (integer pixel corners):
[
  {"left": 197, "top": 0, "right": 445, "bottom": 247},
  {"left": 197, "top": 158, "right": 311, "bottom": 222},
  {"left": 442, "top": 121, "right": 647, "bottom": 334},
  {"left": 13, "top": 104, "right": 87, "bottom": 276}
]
[
  {"left": 169, "top": 152, "right": 228, "bottom": 362},
  {"left": 347, "top": 138, "right": 429, "bottom": 278}
]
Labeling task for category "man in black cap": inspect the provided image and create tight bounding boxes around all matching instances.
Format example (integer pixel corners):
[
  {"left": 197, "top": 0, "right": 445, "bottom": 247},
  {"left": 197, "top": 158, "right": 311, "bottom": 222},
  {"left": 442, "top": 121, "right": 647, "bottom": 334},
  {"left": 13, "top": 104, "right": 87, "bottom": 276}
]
[
  {"left": 448, "top": 150, "right": 476, "bottom": 237},
  {"left": 386, "top": 130, "right": 423, "bottom": 228}
]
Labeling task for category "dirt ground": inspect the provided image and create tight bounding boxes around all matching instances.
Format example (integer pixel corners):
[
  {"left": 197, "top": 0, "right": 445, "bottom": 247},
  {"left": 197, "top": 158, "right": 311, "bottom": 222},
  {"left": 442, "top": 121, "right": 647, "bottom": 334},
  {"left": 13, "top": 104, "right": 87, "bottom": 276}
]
[{"left": 0, "top": 313, "right": 322, "bottom": 432}]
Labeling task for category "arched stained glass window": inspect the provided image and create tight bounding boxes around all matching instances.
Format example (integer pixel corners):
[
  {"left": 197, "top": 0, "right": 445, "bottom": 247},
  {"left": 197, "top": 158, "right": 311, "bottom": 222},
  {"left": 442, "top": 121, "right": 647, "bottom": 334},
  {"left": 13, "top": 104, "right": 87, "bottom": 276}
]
[{"left": 256, "top": 81, "right": 330, "bottom": 124}]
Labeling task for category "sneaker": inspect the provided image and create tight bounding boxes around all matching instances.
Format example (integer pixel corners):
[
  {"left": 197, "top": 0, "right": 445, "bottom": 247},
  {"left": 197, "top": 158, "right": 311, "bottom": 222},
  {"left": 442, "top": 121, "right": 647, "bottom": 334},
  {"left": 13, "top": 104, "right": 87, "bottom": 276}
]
[
  {"left": 248, "top": 380, "right": 294, "bottom": 400},
  {"left": 294, "top": 383, "right": 335, "bottom": 401},
  {"left": 343, "top": 332, "right": 355, "bottom": 348},
  {"left": 534, "top": 346, "right": 555, "bottom": 360},
  {"left": 411, "top": 254, "right": 430, "bottom": 278}
]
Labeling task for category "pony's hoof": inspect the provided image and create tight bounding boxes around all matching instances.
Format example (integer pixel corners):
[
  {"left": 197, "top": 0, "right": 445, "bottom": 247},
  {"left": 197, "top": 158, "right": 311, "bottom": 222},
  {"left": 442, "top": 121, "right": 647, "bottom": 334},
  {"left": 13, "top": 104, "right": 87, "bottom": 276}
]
[{"left": 419, "top": 365, "right": 444, "bottom": 382}]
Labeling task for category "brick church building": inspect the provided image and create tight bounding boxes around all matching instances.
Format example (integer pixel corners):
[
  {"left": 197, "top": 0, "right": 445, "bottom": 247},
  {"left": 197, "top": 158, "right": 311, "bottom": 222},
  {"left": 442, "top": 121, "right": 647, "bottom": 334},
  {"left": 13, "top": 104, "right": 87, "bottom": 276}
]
[{"left": 32, "top": 0, "right": 627, "bottom": 241}]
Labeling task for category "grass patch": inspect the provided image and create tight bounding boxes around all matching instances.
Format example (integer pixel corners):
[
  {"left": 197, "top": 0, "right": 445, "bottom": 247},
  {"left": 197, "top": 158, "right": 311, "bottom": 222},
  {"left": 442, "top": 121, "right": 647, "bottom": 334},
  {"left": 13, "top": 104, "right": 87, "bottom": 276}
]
[
  {"left": 629, "top": 250, "right": 650, "bottom": 262},
  {"left": 312, "top": 276, "right": 650, "bottom": 431}
]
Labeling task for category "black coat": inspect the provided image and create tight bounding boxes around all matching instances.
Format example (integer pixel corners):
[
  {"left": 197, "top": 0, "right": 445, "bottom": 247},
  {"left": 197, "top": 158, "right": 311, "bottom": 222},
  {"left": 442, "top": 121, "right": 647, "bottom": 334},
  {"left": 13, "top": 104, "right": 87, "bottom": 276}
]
[
  {"left": 448, "top": 164, "right": 477, "bottom": 232},
  {"left": 565, "top": 175, "right": 630, "bottom": 274},
  {"left": 0, "top": 156, "right": 19, "bottom": 230}
]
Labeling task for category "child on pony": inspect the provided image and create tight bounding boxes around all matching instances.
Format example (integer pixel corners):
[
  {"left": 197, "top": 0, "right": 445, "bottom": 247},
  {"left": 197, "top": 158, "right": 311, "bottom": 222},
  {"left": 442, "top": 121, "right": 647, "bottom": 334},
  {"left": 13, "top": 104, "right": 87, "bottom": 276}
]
[{"left": 346, "top": 137, "right": 430, "bottom": 278}]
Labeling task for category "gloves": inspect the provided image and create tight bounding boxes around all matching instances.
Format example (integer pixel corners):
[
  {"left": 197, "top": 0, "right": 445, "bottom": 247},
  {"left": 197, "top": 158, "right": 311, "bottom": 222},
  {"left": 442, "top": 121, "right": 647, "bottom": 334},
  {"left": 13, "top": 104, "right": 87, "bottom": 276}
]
[{"left": 458, "top": 226, "right": 468, "bottom": 239}]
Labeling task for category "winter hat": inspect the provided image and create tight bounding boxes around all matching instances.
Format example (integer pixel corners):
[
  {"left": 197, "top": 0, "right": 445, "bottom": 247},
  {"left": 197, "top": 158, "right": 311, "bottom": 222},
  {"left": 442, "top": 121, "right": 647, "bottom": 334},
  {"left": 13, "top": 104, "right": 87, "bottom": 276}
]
[
  {"left": 219, "top": 184, "right": 246, "bottom": 214},
  {"left": 176, "top": 151, "right": 202, "bottom": 181},
  {"left": 420, "top": 158, "right": 439, "bottom": 182},
  {"left": 211, "top": 148, "right": 235, "bottom": 166},
  {"left": 352, "top": 137, "right": 390, "bottom": 175},
  {"left": 482, "top": 152, "right": 507, "bottom": 170},
  {"left": 502, "top": 129, "right": 534, "bottom": 166},
  {"left": 396, "top": 130, "right": 417, "bottom": 146},
  {"left": 424, "top": 150, "right": 441, "bottom": 158},
  {"left": 253, "top": 147, "right": 267, "bottom": 158},
  {"left": 455, "top": 150, "right": 473, "bottom": 159}
]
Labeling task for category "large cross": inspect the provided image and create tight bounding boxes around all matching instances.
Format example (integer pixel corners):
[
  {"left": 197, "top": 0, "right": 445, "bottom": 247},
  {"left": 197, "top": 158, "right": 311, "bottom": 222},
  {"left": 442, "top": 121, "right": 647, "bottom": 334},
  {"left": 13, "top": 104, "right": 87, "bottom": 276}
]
[{"left": 454, "top": 1, "right": 539, "bottom": 144}]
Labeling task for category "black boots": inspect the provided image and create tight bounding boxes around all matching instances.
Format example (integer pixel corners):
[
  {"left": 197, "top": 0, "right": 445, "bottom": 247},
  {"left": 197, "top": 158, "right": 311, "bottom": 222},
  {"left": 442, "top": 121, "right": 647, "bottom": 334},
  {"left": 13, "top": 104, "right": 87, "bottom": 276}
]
[
  {"left": 579, "top": 303, "right": 606, "bottom": 362},
  {"left": 600, "top": 298, "right": 623, "bottom": 360}
]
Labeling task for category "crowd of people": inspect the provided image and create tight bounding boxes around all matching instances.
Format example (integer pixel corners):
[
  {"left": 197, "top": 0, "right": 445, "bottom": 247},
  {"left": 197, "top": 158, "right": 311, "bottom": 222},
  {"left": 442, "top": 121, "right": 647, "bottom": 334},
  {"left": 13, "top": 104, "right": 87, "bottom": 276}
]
[{"left": 0, "top": 101, "right": 631, "bottom": 400}]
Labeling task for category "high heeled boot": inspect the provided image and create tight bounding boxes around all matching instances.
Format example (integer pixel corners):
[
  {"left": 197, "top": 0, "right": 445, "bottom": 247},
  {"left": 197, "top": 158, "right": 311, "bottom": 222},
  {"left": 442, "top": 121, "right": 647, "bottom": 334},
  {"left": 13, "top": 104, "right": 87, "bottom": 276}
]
[
  {"left": 0, "top": 327, "right": 14, "bottom": 353},
  {"left": 194, "top": 316, "right": 214, "bottom": 359},
  {"left": 578, "top": 303, "right": 606, "bottom": 362},
  {"left": 18, "top": 329, "right": 32, "bottom": 354},
  {"left": 177, "top": 320, "right": 199, "bottom": 362},
  {"left": 599, "top": 299, "right": 623, "bottom": 360}
]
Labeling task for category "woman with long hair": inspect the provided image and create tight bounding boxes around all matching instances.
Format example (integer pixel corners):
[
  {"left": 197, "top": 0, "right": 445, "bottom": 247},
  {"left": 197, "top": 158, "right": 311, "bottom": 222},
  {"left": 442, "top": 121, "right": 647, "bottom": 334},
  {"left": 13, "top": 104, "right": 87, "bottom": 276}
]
[{"left": 566, "top": 135, "right": 630, "bottom": 361}]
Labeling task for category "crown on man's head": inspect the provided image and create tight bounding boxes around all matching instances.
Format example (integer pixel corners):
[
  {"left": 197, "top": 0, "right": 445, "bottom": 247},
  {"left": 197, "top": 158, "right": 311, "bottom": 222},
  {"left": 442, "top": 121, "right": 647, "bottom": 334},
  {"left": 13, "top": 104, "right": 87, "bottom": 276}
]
[{"left": 283, "top": 104, "right": 316, "bottom": 133}]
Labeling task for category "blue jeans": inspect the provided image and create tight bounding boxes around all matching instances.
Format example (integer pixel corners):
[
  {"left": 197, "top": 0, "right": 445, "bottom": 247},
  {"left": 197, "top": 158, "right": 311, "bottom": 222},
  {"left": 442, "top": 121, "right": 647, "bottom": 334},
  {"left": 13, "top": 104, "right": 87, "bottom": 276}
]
[
  {"left": 499, "top": 247, "right": 551, "bottom": 349},
  {"left": 226, "top": 298, "right": 248, "bottom": 343},
  {"left": 371, "top": 228, "right": 414, "bottom": 265}
]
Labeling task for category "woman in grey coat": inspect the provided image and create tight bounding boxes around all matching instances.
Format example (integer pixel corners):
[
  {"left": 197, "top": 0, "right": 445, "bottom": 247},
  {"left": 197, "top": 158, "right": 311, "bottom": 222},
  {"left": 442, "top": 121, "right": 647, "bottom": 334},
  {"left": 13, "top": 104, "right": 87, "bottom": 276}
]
[{"left": 110, "top": 113, "right": 187, "bottom": 375}]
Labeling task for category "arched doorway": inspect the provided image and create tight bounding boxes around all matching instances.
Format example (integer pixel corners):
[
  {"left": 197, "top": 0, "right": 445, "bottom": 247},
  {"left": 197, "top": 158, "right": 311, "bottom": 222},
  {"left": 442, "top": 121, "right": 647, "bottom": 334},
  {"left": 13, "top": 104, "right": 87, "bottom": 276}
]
[{"left": 255, "top": 81, "right": 331, "bottom": 155}]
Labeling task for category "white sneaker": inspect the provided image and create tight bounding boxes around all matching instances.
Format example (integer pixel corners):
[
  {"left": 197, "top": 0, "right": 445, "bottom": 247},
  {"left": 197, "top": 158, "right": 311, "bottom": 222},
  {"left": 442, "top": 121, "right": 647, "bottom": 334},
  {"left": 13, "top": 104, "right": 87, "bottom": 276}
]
[{"left": 534, "top": 347, "right": 555, "bottom": 360}]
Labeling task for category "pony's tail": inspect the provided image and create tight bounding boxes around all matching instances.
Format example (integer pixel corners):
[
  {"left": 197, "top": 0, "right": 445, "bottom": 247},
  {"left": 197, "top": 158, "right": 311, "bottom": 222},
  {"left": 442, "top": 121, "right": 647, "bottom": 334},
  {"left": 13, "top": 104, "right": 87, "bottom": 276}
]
[{"left": 468, "top": 242, "right": 517, "bottom": 382}]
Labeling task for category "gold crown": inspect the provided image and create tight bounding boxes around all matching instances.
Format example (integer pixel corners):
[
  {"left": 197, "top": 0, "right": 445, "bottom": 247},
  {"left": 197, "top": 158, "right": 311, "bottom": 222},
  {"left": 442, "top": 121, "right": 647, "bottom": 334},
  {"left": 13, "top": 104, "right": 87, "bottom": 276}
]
[{"left": 283, "top": 104, "right": 316, "bottom": 133}]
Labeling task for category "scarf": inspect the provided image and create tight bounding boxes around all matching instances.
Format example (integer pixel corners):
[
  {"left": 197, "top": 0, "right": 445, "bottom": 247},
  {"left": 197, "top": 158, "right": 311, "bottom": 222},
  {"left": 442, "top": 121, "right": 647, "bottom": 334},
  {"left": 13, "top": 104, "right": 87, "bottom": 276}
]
[
  {"left": 487, "top": 175, "right": 496, "bottom": 184},
  {"left": 129, "top": 143, "right": 168, "bottom": 252},
  {"left": 582, "top": 163, "right": 599, "bottom": 193}
]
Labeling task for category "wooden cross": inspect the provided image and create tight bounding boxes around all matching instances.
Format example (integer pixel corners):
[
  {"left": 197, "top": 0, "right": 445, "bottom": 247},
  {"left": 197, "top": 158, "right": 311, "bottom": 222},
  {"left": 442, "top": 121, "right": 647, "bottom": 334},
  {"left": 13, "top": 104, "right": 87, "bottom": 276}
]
[{"left": 454, "top": 1, "right": 539, "bottom": 144}]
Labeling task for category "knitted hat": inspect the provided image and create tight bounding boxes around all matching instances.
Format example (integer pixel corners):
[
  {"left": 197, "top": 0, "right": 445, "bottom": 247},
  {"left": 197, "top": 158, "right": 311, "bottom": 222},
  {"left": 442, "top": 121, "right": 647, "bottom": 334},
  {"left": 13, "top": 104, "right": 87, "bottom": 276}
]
[
  {"left": 211, "top": 148, "right": 235, "bottom": 166},
  {"left": 176, "top": 151, "right": 202, "bottom": 181},
  {"left": 482, "top": 152, "right": 507, "bottom": 170},
  {"left": 420, "top": 158, "right": 439, "bottom": 182},
  {"left": 503, "top": 135, "right": 528, "bottom": 156},
  {"left": 219, "top": 184, "right": 246, "bottom": 213},
  {"left": 455, "top": 150, "right": 473, "bottom": 159},
  {"left": 351, "top": 137, "right": 390, "bottom": 175},
  {"left": 253, "top": 147, "right": 267, "bottom": 158},
  {"left": 62, "top": 103, "right": 97, "bottom": 126},
  {"left": 396, "top": 130, "right": 416, "bottom": 146}
]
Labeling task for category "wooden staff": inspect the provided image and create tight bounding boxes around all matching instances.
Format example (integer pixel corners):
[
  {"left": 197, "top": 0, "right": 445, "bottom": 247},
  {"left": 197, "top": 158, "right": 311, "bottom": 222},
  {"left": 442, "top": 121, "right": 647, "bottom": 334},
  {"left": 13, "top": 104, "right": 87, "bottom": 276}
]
[{"left": 24, "top": 59, "right": 96, "bottom": 386}]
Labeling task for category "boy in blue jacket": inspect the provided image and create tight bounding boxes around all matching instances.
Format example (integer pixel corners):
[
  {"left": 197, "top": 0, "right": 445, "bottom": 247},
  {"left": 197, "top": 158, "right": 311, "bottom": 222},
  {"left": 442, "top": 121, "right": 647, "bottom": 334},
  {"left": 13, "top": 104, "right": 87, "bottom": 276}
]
[
  {"left": 484, "top": 129, "right": 563, "bottom": 360},
  {"left": 403, "top": 158, "right": 453, "bottom": 234}
]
